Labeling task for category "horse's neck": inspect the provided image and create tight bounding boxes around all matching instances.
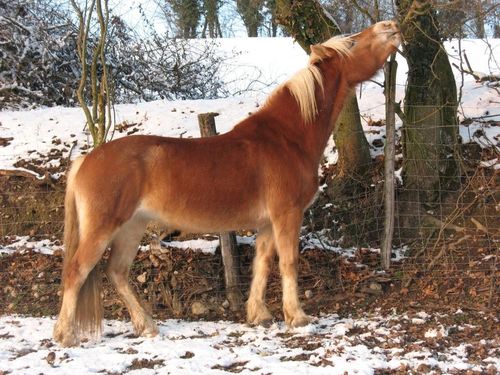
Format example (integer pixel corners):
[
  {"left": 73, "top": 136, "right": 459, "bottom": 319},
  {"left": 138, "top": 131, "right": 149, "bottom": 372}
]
[
  {"left": 254, "top": 67, "right": 349, "bottom": 167},
  {"left": 302, "top": 68, "right": 350, "bottom": 164}
]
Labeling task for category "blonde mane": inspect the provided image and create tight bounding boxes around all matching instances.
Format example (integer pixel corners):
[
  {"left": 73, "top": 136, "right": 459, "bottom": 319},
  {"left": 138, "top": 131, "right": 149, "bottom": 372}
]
[{"left": 267, "top": 35, "right": 353, "bottom": 124}]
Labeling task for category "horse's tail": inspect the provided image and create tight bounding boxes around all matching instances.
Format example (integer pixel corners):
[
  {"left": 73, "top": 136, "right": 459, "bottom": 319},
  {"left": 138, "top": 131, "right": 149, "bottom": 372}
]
[{"left": 62, "top": 156, "right": 103, "bottom": 336}]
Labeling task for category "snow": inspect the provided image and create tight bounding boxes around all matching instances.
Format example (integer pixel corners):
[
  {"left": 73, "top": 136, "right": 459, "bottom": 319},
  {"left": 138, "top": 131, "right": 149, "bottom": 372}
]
[
  {"left": 424, "top": 326, "right": 447, "bottom": 338},
  {"left": 138, "top": 235, "right": 256, "bottom": 255},
  {"left": 0, "top": 236, "right": 62, "bottom": 255},
  {"left": 1, "top": 312, "right": 497, "bottom": 374}
]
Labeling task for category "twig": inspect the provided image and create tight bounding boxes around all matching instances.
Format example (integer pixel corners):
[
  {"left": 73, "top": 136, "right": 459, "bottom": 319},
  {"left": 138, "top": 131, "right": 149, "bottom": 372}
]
[
  {"left": 395, "top": 101, "right": 406, "bottom": 123},
  {"left": 453, "top": 62, "right": 500, "bottom": 83},
  {"left": 454, "top": 52, "right": 500, "bottom": 83},
  {"left": 0, "top": 168, "right": 55, "bottom": 187},
  {"left": 0, "top": 15, "right": 32, "bottom": 34},
  {"left": 464, "top": 113, "right": 500, "bottom": 121},
  {"left": 488, "top": 251, "right": 497, "bottom": 309},
  {"left": 427, "top": 235, "right": 471, "bottom": 271},
  {"left": 463, "top": 52, "right": 475, "bottom": 78},
  {"left": 426, "top": 216, "right": 466, "bottom": 233},
  {"left": 470, "top": 218, "right": 490, "bottom": 234},
  {"left": 66, "top": 141, "right": 78, "bottom": 164}
]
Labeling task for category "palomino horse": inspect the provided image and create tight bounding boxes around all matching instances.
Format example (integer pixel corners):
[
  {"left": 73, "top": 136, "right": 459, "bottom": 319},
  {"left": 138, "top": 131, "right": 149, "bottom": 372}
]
[{"left": 54, "top": 21, "right": 401, "bottom": 346}]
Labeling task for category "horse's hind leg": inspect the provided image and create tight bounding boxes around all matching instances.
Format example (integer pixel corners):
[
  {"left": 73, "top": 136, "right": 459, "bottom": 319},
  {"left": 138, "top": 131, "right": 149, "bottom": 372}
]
[
  {"left": 272, "top": 210, "right": 310, "bottom": 327},
  {"left": 106, "top": 216, "right": 158, "bottom": 337},
  {"left": 54, "top": 235, "right": 109, "bottom": 347},
  {"left": 247, "top": 225, "right": 275, "bottom": 326}
]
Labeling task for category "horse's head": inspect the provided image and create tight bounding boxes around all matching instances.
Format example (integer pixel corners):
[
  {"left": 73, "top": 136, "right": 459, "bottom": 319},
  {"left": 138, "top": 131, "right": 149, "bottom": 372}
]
[{"left": 310, "top": 20, "right": 401, "bottom": 85}]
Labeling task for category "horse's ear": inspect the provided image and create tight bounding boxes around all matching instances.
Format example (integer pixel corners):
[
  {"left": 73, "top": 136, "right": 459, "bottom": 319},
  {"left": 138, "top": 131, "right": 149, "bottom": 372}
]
[{"left": 310, "top": 44, "right": 331, "bottom": 64}]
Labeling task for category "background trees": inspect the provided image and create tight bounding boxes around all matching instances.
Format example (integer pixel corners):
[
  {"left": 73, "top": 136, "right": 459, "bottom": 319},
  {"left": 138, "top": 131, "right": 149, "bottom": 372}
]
[
  {"left": 2, "top": 0, "right": 497, "bottom": 109},
  {"left": 2, "top": 0, "right": 498, "bottom": 240},
  {"left": 236, "top": 0, "right": 264, "bottom": 37},
  {"left": 0, "top": 0, "right": 79, "bottom": 108},
  {"left": 0, "top": 0, "right": 230, "bottom": 110}
]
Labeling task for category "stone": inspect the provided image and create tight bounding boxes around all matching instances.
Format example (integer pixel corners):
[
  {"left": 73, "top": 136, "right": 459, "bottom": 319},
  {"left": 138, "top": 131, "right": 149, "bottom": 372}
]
[{"left": 191, "top": 301, "right": 208, "bottom": 316}]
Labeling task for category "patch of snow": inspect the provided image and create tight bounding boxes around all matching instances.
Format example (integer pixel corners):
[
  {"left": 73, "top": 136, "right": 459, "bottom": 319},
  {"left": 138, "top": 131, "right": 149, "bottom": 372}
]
[
  {"left": 416, "top": 311, "right": 430, "bottom": 320},
  {"left": 411, "top": 318, "right": 426, "bottom": 325},
  {"left": 0, "top": 236, "right": 61, "bottom": 255},
  {"left": 160, "top": 238, "right": 220, "bottom": 254},
  {"left": 480, "top": 158, "right": 499, "bottom": 169},
  {"left": 1, "top": 311, "right": 496, "bottom": 374},
  {"left": 424, "top": 325, "right": 447, "bottom": 338}
]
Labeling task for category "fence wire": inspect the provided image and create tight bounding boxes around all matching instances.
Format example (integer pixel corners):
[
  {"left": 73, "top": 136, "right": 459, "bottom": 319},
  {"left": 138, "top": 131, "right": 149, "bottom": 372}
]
[{"left": 0, "top": 104, "right": 498, "bottom": 321}]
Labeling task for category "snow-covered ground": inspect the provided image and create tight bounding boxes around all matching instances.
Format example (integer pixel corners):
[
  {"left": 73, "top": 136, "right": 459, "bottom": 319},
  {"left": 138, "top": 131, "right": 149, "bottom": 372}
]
[
  {"left": 1, "top": 37, "right": 499, "bottom": 373},
  {"left": 1, "top": 311, "right": 498, "bottom": 374}
]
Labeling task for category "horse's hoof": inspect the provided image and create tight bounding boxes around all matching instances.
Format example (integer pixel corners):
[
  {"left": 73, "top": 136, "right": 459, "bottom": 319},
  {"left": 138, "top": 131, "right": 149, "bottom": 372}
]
[
  {"left": 247, "top": 312, "right": 273, "bottom": 328},
  {"left": 142, "top": 324, "right": 159, "bottom": 338},
  {"left": 53, "top": 323, "right": 79, "bottom": 347},
  {"left": 247, "top": 301, "right": 273, "bottom": 328},
  {"left": 248, "top": 317, "right": 273, "bottom": 328},
  {"left": 135, "top": 318, "right": 159, "bottom": 338},
  {"left": 287, "top": 314, "right": 312, "bottom": 328},
  {"left": 54, "top": 332, "right": 79, "bottom": 347}
]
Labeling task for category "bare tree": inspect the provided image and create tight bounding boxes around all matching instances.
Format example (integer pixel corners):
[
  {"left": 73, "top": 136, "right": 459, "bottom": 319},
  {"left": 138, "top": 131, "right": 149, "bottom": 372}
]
[
  {"left": 321, "top": 0, "right": 396, "bottom": 33},
  {"left": 70, "top": 0, "right": 113, "bottom": 147},
  {"left": 433, "top": 0, "right": 467, "bottom": 38},
  {"left": 263, "top": 0, "right": 279, "bottom": 36},
  {"left": 0, "top": 0, "right": 79, "bottom": 109}
]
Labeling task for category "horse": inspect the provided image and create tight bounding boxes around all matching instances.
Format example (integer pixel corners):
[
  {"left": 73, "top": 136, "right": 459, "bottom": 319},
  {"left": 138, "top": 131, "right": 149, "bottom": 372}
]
[{"left": 53, "top": 20, "right": 401, "bottom": 347}]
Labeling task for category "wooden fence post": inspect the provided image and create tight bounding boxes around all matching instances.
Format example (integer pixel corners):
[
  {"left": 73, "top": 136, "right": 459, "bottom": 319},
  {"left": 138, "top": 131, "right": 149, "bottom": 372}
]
[
  {"left": 197, "top": 112, "right": 242, "bottom": 311},
  {"left": 381, "top": 54, "right": 397, "bottom": 270}
]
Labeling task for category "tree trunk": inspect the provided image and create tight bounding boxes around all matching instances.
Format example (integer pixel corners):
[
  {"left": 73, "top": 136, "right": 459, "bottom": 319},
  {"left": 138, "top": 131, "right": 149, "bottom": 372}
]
[
  {"left": 236, "top": 0, "right": 264, "bottom": 37},
  {"left": 203, "top": 0, "right": 222, "bottom": 38},
  {"left": 275, "top": 0, "right": 372, "bottom": 192},
  {"left": 396, "top": 0, "right": 460, "bottom": 231},
  {"left": 474, "top": 0, "right": 485, "bottom": 39},
  {"left": 266, "top": 0, "right": 278, "bottom": 37},
  {"left": 332, "top": 95, "right": 371, "bottom": 183},
  {"left": 168, "top": 0, "right": 200, "bottom": 38}
]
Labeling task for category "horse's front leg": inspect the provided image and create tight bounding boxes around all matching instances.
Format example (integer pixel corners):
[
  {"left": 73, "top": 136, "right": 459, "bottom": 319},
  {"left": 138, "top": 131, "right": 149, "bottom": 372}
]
[
  {"left": 272, "top": 210, "right": 311, "bottom": 327},
  {"left": 247, "top": 225, "right": 275, "bottom": 326}
]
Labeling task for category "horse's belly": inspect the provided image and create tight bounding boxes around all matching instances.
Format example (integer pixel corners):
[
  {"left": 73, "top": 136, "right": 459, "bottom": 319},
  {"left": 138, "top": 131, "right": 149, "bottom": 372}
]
[{"left": 140, "top": 193, "right": 268, "bottom": 233}]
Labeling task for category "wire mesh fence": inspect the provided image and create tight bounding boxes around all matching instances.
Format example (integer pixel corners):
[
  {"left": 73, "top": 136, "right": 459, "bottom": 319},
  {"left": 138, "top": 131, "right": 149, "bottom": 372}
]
[{"left": 0, "top": 102, "right": 498, "bottom": 321}]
